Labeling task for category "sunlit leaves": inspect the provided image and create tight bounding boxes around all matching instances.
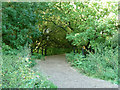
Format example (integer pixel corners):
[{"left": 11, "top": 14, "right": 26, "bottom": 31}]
[
  {"left": 2, "top": 1, "right": 118, "bottom": 50},
  {"left": 65, "top": 1, "right": 118, "bottom": 48}
]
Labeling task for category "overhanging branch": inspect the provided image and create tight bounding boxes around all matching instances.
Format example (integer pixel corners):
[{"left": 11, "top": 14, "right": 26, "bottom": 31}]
[{"left": 42, "top": 19, "right": 67, "bottom": 32}]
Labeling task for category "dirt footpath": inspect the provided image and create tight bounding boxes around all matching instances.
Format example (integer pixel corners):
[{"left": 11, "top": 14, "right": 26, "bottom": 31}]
[{"left": 33, "top": 54, "right": 118, "bottom": 88}]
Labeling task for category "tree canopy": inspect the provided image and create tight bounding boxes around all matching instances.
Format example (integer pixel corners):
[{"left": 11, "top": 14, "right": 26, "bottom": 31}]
[{"left": 2, "top": 1, "right": 118, "bottom": 53}]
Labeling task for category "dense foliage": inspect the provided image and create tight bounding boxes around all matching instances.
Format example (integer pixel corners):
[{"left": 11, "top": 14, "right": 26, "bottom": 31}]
[
  {"left": 2, "top": 44, "right": 57, "bottom": 88},
  {"left": 2, "top": 2, "right": 73, "bottom": 55},
  {"left": 41, "top": 47, "right": 72, "bottom": 56},
  {"left": 66, "top": 45, "right": 118, "bottom": 84},
  {"left": 2, "top": 3, "right": 40, "bottom": 48},
  {"left": 2, "top": 1, "right": 118, "bottom": 87},
  {"left": 65, "top": 2, "right": 118, "bottom": 50},
  {"left": 2, "top": 1, "right": 118, "bottom": 54}
]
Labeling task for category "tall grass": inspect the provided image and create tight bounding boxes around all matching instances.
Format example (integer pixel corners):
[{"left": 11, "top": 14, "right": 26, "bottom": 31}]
[{"left": 66, "top": 45, "right": 118, "bottom": 84}]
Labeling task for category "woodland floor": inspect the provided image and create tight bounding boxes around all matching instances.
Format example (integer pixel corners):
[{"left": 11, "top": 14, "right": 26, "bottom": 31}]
[{"left": 33, "top": 54, "right": 118, "bottom": 88}]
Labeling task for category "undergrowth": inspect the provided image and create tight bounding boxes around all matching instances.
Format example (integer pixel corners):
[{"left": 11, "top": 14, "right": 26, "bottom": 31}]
[
  {"left": 46, "top": 47, "right": 72, "bottom": 56},
  {"left": 66, "top": 45, "right": 118, "bottom": 84},
  {"left": 2, "top": 43, "right": 57, "bottom": 88}
]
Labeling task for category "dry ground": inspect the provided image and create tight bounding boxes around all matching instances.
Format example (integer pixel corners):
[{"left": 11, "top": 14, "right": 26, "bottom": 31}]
[{"left": 33, "top": 54, "right": 118, "bottom": 88}]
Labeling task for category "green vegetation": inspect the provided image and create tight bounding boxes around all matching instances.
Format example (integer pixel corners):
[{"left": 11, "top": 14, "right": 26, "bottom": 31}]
[
  {"left": 46, "top": 47, "right": 72, "bottom": 56},
  {"left": 66, "top": 45, "right": 118, "bottom": 84},
  {"left": 31, "top": 53, "right": 43, "bottom": 59},
  {"left": 2, "top": 1, "right": 118, "bottom": 88},
  {"left": 2, "top": 44, "right": 57, "bottom": 88}
]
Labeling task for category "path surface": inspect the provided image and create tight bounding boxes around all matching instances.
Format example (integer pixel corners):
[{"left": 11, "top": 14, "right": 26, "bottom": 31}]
[{"left": 33, "top": 54, "right": 118, "bottom": 88}]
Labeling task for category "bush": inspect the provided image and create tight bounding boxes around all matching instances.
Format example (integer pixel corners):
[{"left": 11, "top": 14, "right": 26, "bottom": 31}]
[
  {"left": 31, "top": 53, "right": 42, "bottom": 59},
  {"left": 66, "top": 45, "right": 118, "bottom": 84},
  {"left": 47, "top": 47, "right": 72, "bottom": 56},
  {"left": 28, "top": 59, "right": 37, "bottom": 68},
  {"left": 30, "top": 53, "right": 45, "bottom": 61},
  {"left": 2, "top": 44, "right": 57, "bottom": 88}
]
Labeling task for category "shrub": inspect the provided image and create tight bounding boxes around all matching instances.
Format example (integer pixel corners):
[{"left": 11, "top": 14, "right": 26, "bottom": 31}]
[
  {"left": 30, "top": 53, "right": 45, "bottom": 61},
  {"left": 47, "top": 47, "right": 72, "bottom": 56},
  {"left": 28, "top": 59, "right": 37, "bottom": 68},
  {"left": 31, "top": 53, "right": 42, "bottom": 59},
  {"left": 2, "top": 44, "right": 57, "bottom": 88},
  {"left": 66, "top": 45, "right": 118, "bottom": 84}
]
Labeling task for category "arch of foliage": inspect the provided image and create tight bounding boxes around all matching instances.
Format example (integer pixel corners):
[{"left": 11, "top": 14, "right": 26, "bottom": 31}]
[{"left": 2, "top": 1, "right": 118, "bottom": 54}]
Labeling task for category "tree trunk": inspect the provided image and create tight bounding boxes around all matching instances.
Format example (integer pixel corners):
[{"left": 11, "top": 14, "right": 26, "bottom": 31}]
[
  {"left": 45, "top": 46, "right": 47, "bottom": 56},
  {"left": 42, "top": 47, "right": 43, "bottom": 55},
  {"left": 82, "top": 48, "right": 86, "bottom": 57},
  {"left": 73, "top": 46, "right": 75, "bottom": 54},
  {"left": 37, "top": 46, "right": 40, "bottom": 53},
  {"left": 77, "top": 48, "right": 78, "bottom": 53},
  {"left": 31, "top": 47, "right": 33, "bottom": 55}
]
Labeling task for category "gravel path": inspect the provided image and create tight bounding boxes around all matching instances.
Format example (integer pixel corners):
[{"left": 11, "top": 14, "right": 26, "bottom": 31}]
[{"left": 33, "top": 54, "right": 118, "bottom": 88}]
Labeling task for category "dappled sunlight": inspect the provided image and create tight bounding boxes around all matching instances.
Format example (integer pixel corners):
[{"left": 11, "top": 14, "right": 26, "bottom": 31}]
[{"left": 2, "top": 1, "right": 118, "bottom": 88}]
